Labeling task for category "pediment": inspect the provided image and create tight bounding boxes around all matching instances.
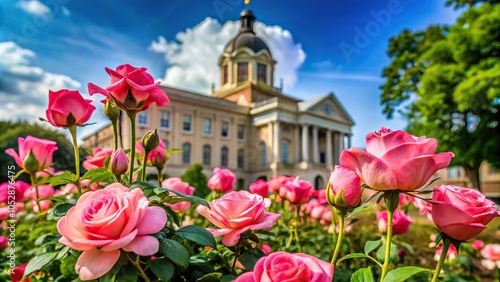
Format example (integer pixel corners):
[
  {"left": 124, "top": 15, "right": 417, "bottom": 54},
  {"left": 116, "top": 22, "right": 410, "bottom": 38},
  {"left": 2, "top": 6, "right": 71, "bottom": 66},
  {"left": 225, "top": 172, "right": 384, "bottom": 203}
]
[{"left": 299, "top": 93, "right": 354, "bottom": 125}]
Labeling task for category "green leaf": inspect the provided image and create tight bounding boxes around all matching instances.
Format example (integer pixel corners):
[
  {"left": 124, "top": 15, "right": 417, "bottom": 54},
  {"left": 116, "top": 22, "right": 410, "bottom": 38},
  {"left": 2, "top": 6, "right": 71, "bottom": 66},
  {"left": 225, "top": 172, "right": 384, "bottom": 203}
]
[
  {"left": 382, "top": 266, "right": 431, "bottom": 282},
  {"left": 196, "top": 272, "right": 223, "bottom": 282},
  {"left": 221, "top": 274, "right": 238, "bottom": 282},
  {"left": 161, "top": 239, "right": 190, "bottom": 269},
  {"left": 24, "top": 252, "right": 58, "bottom": 277},
  {"left": 55, "top": 246, "right": 71, "bottom": 260},
  {"left": 336, "top": 253, "right": 375, "bottom": 265},
  {"left": 60, "top": 254, "right": 78, "bottom": 276},
  {"left": 400, "top": 241, "right": 415, "bottom": 255},
  {"left": 238, "top": 248, "right": 265, "bottom": 271},
  {"left": 162, "top": 205, "right": 181, "bottom": 226},
  {"left": 35, "top": 234, "right": 60, "bottom": 246},
  {"left": 116, "top": 265, "right": 138, "bottom": 282},
  {"left": 149, "top": 258, "right": 174, "bottom": 281},
  {"left": 175, "top": 225, "right": 216, "bottom": 248},
  {"left": 130, "top": 181, "right": 209, "bottom": 207},
  {"left": 364, "top": 240, "right": 381, "bottom": 255},
  {"left": 377, "top": 242, "right": 399, "bottom": 264},
  {"left": 347, "top": 203, "right": 375, "bottom": 219},
  {"left": 50, "top": 171, "right": 79, "bottom": 186},
  {"left": 53, "top": 203, "right": 75, "bottom": 217},
  {"left": 351, "top": 267, "right": 375, "bottom": 282},
  {"left": 81, "top": 167, "right": 115, "bottom": 185}
]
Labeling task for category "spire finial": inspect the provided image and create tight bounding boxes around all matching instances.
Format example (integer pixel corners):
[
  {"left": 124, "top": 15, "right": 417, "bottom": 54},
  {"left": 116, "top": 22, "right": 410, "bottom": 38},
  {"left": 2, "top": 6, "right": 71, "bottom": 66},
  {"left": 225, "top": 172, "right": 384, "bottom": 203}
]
[{"left": 245, "top": 0, "right": 250, "bottom": 5}]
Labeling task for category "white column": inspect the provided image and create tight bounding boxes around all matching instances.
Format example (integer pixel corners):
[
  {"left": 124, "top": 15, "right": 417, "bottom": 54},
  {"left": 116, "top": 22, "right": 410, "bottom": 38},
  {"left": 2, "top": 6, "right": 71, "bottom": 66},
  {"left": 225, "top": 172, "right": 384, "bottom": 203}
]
[
  {"left": 312, "top": 126, "right": 319, "bottom": 163},
  {"left": 294, "top": 124, "right": 300, "bottom": 162},
  {"left": 267, "top": 122, "right": 273, "bottom": 163},
  {"left": 338, "top": 132, "right": 345, "bottom": 161},
  {"left": 301, "top": 124, "right": 309, "bottom": 162},
  {"left": 326, "top": 129, "right": 332, "bottom": 167},
  {"left": 347, "top": 133, "right": 352, "bottom": 149},
  {"left": 273, "top": 120, "right": 280, "bottom": 163}
]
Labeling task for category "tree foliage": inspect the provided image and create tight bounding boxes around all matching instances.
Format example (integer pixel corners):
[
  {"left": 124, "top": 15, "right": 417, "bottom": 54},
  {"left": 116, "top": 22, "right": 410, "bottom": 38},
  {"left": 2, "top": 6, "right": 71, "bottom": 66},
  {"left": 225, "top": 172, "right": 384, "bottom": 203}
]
[
  {"left": 380, "top": 3, "right": 500, "bottom": 190},
  {"left": 180, "top": 163, "right": 210, "bottom": 198}
]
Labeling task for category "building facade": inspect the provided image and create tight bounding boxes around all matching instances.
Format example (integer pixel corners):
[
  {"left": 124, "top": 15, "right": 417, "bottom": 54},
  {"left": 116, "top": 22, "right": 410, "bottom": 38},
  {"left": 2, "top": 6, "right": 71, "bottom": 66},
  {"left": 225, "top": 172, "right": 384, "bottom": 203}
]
[{"left": 82, "top": 10, "right": 354, "bottom": 189}]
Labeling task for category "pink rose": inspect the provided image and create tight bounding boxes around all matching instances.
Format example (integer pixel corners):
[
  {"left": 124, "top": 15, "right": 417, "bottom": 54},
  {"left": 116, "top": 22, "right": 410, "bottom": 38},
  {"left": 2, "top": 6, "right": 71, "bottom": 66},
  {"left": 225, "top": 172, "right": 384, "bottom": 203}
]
[
  {"left": 279, "top": 176, "right": 312, "bottom": 205},
  {"left": 481, "top": 244, "right": 500, "bottom": 270},
  {"left": 196, "top": 190, "right": 280, "bottom": 247},
  {"left": 327, "top": 165, "right": 362, "bottom": 208},
  {"left": 108, "top": 148, "right": 129, "bottom": 176},
  {"left": 57, "top": 183, "right": 167, "bottom": 280},
  {"left": 413, "top": 197, "right": 433, "bottom": 221},
  {"left": 207, "top": 167, "right": 236, "bottom": 193},
  {"left": 312, "top": 189, "right": 328, "bottom": 205},
  {"left": 162, "top": 177, "right": 195, "bottom": 212},
  {"left": 88, "top": 64, "right": 169, "bottom": 111},
  {"left": 10, "top": 262, "right": 29, "bottom": 282},
  {"left": 0, "top": 181, "right": 30, "bottom": 203},
  {"left": 249, "top": 179, "right": 269, "bottom": 198},
  {"left": 377, "top": 209, "right": 413, "bottom": 235},
  {"left": 340, "top": 127, "right": 454, "bottom": 191},
  {"left": 434, "top": 243, "right": 458, "bottom": 261},
  {"left": 268, "top": 175, "right": 293, "bottom": 193},
  {"left": 472, "top": 240, "right": 485, "bottom": 251},
  {"left": 6, "top": 136, "right": 58, "bottom": 172},
  {"left": 234, "top": 252, "right": 334, "bottom": 282},
  {"left": 45, "top": 89, "right": 95, "bottom": 127},
  {"left": 431, "top": 185, "right": 499, "bottom": 241},
  {"left": 0, "top": 236, "right": 7, "bottom": 249},
  {"left": 82, "top": 147, "right": 113, "bottom": 171},
  {"left": 135, "top": 139, "right": 166, "bottom": 168},
  {"left": 24, "top": 184, "right": 55, "bottom": 213}
]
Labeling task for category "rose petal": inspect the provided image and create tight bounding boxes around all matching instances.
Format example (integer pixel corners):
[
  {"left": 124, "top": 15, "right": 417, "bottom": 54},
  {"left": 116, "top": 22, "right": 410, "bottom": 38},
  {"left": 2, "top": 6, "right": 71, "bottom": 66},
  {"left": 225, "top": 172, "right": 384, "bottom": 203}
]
[
  {"left": 76, "top": 249, "right": 120, "bottom": 281},
  {"left": 122, "top": 235, "right": 159, "bottom": 256},
  {"left": 136, "top": 206, "right": 167, "bottom": 235}
]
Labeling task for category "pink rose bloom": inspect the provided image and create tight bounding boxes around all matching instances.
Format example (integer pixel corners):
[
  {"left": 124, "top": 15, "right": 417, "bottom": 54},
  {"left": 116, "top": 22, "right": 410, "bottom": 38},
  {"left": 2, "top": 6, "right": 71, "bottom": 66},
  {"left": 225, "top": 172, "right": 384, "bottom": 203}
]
[
  {"left": 197, "top": 190, "right": 280, "bottom": 247},
  {"left": 88, "top": 64, "right": 169, "bottom": 112},
  {"left": 481, "top": 244, "right": 500, "bottom": 270},
  {"left": 234, "top": 252, "right": 334, "bottom": 282},
  {"left": 434, "top": 243, "right": 458, "bottom": 261},
  {"left": 249, "top": 179, "right": 269, "bottom": 198},
  {"left": 57, "top": 183, "right": 167, "bottom": 280},
  {"left": 207, "top": 167, "right": 236, "bottom": 193},
  {"left": 412, "top": 197, "right": 433, "bottom": 221},
  {"left": 268, "top": 175, "right": 293, "bottom": 193},
  {"left": 45, "top": 89, "right": 95, "bottom": 127},
  {"left": 472, "top": 240, "right": 485, "bottom": 251},
  {"left": 0, "top": 181, "right": 30, "bottom": 203},
  {"left": 10, "top": 262, "right": 29, "bottom": 282},
  {"left": 340, "top": 127, "right": 454, "bottom": 191},
  {"left": 377, "top": 209, "right": 413, "bottom": 235},
  {"left": 312, "top": 189, "right": 327, "bottom": 205},
  {"left": 24, "top": 184, "right": 55, "bottom": 213},
  {"left": 0, "top": 235, "right": 7, "bottom": 249},
  {"left": 162, "top": 177, "right": 195, "bottom": 212},
  {"left": 135, "top": 139, "right": 166, "bottom": 168},
  {"left": 108, "top": 148, "right": 129, "bottom": 176},
  {"left": 82, "top": 148, "right": 113, "bottom": 171},
  {"left": 36, "top": 167, "right": 61, "bottom": 178},
  {"left": 431, "top": 185, "right": 499, "bottom": 241},
  {"left": 279, "top": 176, "right": 312, "bottom": 205},
  {"left": 260, "top": 244, "right": 272, "bottom": 255},
  {"left": 0, "top": 203, "right": 24, "bottom": 219},
  {"left": 6, "top": 136, "right": 58, "bottom": 172},
  {"left": 80, "top": 179, "right": 101, "bottom": 191},
  {"left": 327, "top": 165, "right": 362, "bottom": 208}
]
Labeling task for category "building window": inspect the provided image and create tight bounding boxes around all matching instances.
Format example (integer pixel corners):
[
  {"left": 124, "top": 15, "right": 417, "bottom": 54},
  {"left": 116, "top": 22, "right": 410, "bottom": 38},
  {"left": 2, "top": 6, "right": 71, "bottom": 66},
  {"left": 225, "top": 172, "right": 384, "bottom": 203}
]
[
  {"left": 257, "top": 63, "right": 266, "bottom": 83},
  {"left": 237, "top": 148, "right": 244, "bottom": 169},
  {"left": 203, "top": 145, "right": 211, "bottom": 166},
  {"left": 221, "top": 146, "right": 229, "bottom": 167},
  {"left": 221, "top": 121, "right": 229, "bottom": 138},
  {"left": 203, "top": 118, "right": 212, "bottom": 136},
  {"left": 314, "top": 175, "right": 324, "bottom": 190},
  {"left": 447, "top": 167, "right": 456, "bottom": 179},
  {"left": 223, "top": 65, "right": 228, "bottom": 84},
  {"left": 490, "top": 166, "right": 499, "bottom": 175},
  {"left": 236, "top": 178, "right": 244, "bottom": 190},
  {"left": 182, "top": 114, "right": 192, "bottom": 133},
  {"left": 162, "top": 139, "right": 169, "bottom": 150},
  {"left": 237, "top": 124, "right": 245, "bottom": 140},
  {"left": 137, "top": 111, "right": 148, "bottom": 126},
  {"left": 160, "top": 111, "right": 170, "bottom": 130},
  {"left": 282, "top": 140, "right": 289, "bottom": 163},
  {"left": 182, "top": 143, "right": 191, "bottom": 164},
  {"left": 320, "top": 152, "right": 326, "bottom": 164},
  {"left": 237, "top": 62, "right": 248, "bottom": 82},
  {"left": 260, "top": 142, "right": 266, "bottom": 166}
]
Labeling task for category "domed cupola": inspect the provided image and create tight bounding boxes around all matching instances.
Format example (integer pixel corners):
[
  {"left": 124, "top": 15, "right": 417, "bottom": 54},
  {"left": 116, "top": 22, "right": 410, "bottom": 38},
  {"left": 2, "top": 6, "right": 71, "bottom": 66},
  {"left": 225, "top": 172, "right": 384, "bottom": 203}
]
[{"left": 223, "top": 10, "right": 271, "bottom": 55}]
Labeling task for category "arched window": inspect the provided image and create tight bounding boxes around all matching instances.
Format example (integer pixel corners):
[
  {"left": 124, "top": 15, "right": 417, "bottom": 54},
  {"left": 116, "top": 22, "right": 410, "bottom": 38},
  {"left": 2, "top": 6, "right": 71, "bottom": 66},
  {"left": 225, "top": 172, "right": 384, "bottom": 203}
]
[
  {"left": 314, "top": 175, "right": 324, "bottom": 190},
  {"left": 282, "top": 140, "right": 289, "bottom": 163},
  {"left": 260, "top": 141, "right": 266, "bottom": 166},
  {"left": 221, "top": 146, "right": 229, "bottom": 167},
  {"left": 203, "top": 145, "right": 211, "bottom": 166},
  {"left": 237, "top": 62, "right": 248, "bottom": 82},
  {"left": 237, "top": 148, "right": 244, "bottom": 169},
  {"left": 182, "top": 143, "right": 191, "bottom": 164}
]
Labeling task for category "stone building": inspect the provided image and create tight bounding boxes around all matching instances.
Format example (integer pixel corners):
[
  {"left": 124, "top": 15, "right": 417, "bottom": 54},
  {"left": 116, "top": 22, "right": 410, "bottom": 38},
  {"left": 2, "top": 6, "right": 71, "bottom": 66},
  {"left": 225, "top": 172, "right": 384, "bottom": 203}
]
[{"left": 82, "top": 9, "right": 354, "bottom": 189}]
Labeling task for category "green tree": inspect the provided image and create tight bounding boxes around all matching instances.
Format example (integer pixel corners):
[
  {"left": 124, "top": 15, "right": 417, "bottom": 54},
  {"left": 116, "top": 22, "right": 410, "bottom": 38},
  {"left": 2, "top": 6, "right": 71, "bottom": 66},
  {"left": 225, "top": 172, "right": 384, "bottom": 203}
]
[
  {"left": 181, "top": 163, "right": 210, "bottom": 198},
  {"left": 380, "top": 2, "right": 500, "bottom": 191}
]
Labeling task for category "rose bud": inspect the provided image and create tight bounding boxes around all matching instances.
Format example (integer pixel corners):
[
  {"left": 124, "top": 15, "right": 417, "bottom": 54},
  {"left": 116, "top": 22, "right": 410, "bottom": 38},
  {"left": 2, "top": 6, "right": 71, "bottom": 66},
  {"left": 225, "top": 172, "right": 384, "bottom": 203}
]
[{"left": 108, "top": 148, "right": 129, "bottom": 176}]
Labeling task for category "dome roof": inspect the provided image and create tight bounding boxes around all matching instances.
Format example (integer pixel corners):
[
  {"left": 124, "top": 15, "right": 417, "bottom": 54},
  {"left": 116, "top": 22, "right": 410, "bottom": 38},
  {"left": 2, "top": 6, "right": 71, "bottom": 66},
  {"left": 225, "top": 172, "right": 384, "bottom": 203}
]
[{"left": 223, "top": 10, "right": 272, "bottom": 56}]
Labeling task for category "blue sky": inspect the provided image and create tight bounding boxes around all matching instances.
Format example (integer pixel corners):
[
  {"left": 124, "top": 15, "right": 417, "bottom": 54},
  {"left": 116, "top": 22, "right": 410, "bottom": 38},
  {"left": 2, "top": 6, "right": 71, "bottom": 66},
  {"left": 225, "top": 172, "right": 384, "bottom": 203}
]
[{"left": 0, "top": 0, "right": 461, "bottom": 147}]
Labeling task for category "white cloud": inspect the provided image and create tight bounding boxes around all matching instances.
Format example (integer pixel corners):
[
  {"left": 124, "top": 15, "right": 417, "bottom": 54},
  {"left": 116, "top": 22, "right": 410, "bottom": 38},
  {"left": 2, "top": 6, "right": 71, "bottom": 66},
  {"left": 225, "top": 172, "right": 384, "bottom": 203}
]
[
  {"left": 0, "top": 42, "right": 81, "bottom": 121},
  {"left": 150, "top": 17, "right": 306, "bottom": 93},
  {"left": 16, "top": 0, "right": 51, "bottom": 16}
]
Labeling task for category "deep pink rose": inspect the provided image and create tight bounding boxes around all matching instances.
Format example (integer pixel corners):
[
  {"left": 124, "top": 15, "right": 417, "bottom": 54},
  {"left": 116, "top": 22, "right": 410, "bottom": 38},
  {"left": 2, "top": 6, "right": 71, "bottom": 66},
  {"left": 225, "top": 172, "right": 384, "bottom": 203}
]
[
  {"left": 249, "top": 179, "right": 269, "bottom": 198},
  {"left": 268, "top": 175, "right": 293, "bottom": 193},
  {"left": 197, "top": 190, "right": 280, "bottom": 247},
  {"left": 108, "top": 148, "right": 129, "bottom": 176},
  {"left": 82, "top": 148, "right": 113, "bottom": 171},
  {"left": 57, "top": 183, "right": 167, "bottom": 280},
  {"left": 10, "top": 262, "right": 29, "bottom": 282},
  {"left": 135, "top": 139, "right": 166, "bottom": 168},
  {"left": 24, "top": 184, "right": 55, "bottom": 213},
  {"left": 45, "top": 89, "right": 95, "bottom": 127},
  {"left": 327, "top": 165, "right": 362, "bottom": 208},
  {"left": 413, "top": 197, "right": 433, "bottom": 221},
  {"left": 88, "top": 64, "right": 169, "bottom": 111},
  {"left": 0, "top": 181, "right": 30, "bottom": 203},
  {"left": 6, "top": 136, "right": 58, "bottom": 172},
  {"left": 481, "top": 244, "right": 500, "bottom": 270},
  {"left": 0, "top": 236, "right": 7, "bottom": 249},
  {"left": 472, "top": 240, "right": 485, "bottom": 251},
  {"left": 377, "top": 209, "right": 413, "bottom": 235},
  {"left": 207, "top": 167, "right": 236, "bottom": 193},
  {"left": 162, "top": 177, "right": 195, "bottom": 212},
  {"left": 340, "top": 127, "right": 454, "bottom": 191},
  {"left": 279, "top": 176, "right": 312, "bottom": 205},
  {"left": 234, "top": 251, "right": 334, "bottom": 282},
  {"left": 312, "top": 189, "right": 327, "bottom": 205},
  {"left": 434, "top": 243, "right": 458, "bottom": 261},
  {"left": 431, "top": 185, "right": 499, "bottom": 241}
]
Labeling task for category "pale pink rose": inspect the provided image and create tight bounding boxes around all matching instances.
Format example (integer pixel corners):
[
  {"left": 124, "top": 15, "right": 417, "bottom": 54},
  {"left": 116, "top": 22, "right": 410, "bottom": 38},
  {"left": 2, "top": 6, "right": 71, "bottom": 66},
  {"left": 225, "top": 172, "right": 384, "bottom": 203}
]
[
  {"left": 413, "top": 197, "right": 433, "bottom": 221},
  {"left": 312, "top": 189, "right": 328, "bottom": 205},
  {"left": 6, "top": 136, "right": 58, "bottom": 172},
  {"left": 279, "top": 176, "right": 312, "bottom": 205},
  {"left": 207, "top": 167, "right": 236, "bottom": 193},
  {"left": 249, "top": 179, "right": 269, "bottom": 198},
  {"left": 321, "top": 209, "right": 333, "bottom": 226},
  {"left": 24, "top": 184, "right": 55, "bottom": 213},
  {"left": 82, "top": 148, "right": 113, "bottom": 171},
  {"left": 135, "top": 139, "right": 166, "bottom": 168},
  {"left": 398, "top": 193, "right": 415, "bottom": 208},
  {"left": 268, "top": 175, "right": 293, "bottom": 193},
  {"left": 472, "top": 240, "right": 485, "bottom": 251},
  {"left": 434, "top": 244, "right": 458, "bottom": 261},
  {"left": 431, "top": 185, "right": 499, "bottom": 241},
  {"left": 196, "top": 190, "right": 280, "bottom": 247},
  {"left": 80, "top": 179, "right": 101, "bottom": 191},
  {"left": 327, "top": 165, "right": 362, "bottom": 208},
  {"left": 57, "top": 183, "right": 167, "bottom": 280},
  {"left": 377, "top": 209, "right": 413, "bottom": 235},
  {"left": 162, "top": 177, "right": 195, "bottom": 212},
  {"left": 233, "top": 251, "right": 334, "bottom": 282},
  {"left": 108, "top": 149, "right": 129, "bottom": 176},
  {"left": 88, "top": 64, "right": 169, "bottom": 112},
  {"left": 340, "top": 127, "right": 454, "bottom": 191},
  {"left": 0, "top": 236, "right": 7, "bottom": 249},
  {"left": 481, "top": 244, "right": 500, "bottom": 270},
  {"left": 45, "top": 89, "right": 95, "bottom": 127}
]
